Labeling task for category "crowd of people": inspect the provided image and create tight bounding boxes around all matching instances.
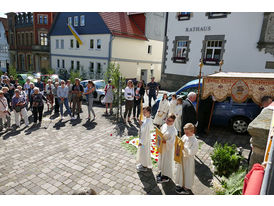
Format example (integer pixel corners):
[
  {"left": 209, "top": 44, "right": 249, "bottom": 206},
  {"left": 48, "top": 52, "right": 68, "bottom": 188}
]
[{"left": 0, "top": 72, "right": 99, "bottom": 131}]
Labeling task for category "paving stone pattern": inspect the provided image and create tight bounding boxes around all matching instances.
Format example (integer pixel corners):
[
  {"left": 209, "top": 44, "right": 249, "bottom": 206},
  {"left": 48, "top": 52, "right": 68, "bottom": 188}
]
[{"left": 0, "top": 101, "right": 251, "bottom": 195}]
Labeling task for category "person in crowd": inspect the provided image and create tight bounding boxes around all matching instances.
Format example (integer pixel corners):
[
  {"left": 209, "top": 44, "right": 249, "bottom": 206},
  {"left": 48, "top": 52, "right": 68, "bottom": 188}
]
[
  {"left": 45, "top": 79, "right": 54, "bottom": 111},
  {"left": 71, "top": 78, "right": 84, "bottom": 119},
  {"left": 169, "top": 94, "right": 177, "bottom": 115},
  {"left": 1, "top": 72, "right": 9, "bottom": 83},
  {"left": 174, "top": 98, "right": 183, "bottom": 136},
  {"left": 124, "top": 80, "right": 135, "bottom": 123},
  {"left": 12, "top": 89, "right": 29, "bottom": 127},
  {"left": 53, "top": 82, "right": 60, "bottom": 114},
  {"left": 54, "top": 78, "right": 59, "bottom": 85},
  {"left": 136, "top": 106, "right": 154, "bottom": 172},
  {"left": 29, "top": 83, "right": 35, "bottom": 110},
  {"left": 1, "top": 78, "right": 9, "bottom": 88},
  {"left": 154, "top": 93, "right": 169, "bottom": 128},
  {"left": 32, "top": 87, "right": 48, "bottom": 125},
  {"left": 181, "top": 92, "right": 197, "bottom": 135},
  {"left": 35, "top": 77, "right": 44, "bottom": 93},
  {"left": 24, "top": 78, "right": 31, "bottom": 106},
  {"left": 133, "top": 81, "right": 145, "bottom": 120},
  {"left": 66, "top": 80, "right": 73, "bottom": 108},
  {"left": 197, "top": 96, "right": 213, "bottom": 136},
  {"left": 14, "top": 79, "right": 20, "bottom": 89},
  {"left": 104, "top": 80, "right": 115, "bottom": 115},
  {"left": 156, "top": 114, "right": 177, "bottom": 183},
  {"left": 175, "top": 123, "right": 198, "bottom": 195},
  {"left": 2, "top": 87, "right": 11, "bottom": 111},
  {"left": 6, "top": 79, "right": 15, "bottom": 99},
  {"left": 17, "top": 86, "right": 27, "bottom": 99},
  {"left": 9, "top": 76, "right": 15, "bottom": 85},
  {"left": 83, "top": 80, "right": 96, "bottom": 120},
  {"left": 0, "top": 90, "right": 12, "bottom": 131},
  {"left": 261, "top": 96, "right": 273, "bottom": 109},
  {"left": 57, "top": 80, "right": 73, "bottom": 120},
  {"left": 146, "top": 77, "right": 159, "bottom": 107}
]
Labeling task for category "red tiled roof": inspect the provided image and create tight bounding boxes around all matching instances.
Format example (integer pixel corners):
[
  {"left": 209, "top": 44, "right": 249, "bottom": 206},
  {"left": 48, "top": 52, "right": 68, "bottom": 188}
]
[
  {"left": 0, "top": 17, "right": 8, "bottom": 32},
  {"left": 99, "top": 12, "right": 147, "bottom": 41}
]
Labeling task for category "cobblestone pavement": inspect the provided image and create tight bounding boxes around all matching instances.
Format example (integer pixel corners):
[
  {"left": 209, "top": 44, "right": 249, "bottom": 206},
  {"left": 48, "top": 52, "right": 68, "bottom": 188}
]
[{"left": 0, "top": 101, "right": 251, "bottom": 195}]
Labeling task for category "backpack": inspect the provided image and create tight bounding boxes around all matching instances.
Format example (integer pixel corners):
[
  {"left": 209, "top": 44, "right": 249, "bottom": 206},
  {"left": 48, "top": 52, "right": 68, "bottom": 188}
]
[{"left": 93, "top": 90, "right": 98, "bottom": 98}]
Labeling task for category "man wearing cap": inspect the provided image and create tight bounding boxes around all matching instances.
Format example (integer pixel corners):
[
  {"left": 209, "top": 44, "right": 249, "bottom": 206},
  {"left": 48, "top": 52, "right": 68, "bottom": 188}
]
[{"left": 146, "top": 77, "right": 159, "bottom": 107}]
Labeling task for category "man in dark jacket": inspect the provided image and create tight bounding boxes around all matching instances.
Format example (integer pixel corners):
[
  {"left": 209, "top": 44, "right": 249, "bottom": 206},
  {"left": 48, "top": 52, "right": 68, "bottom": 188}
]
[{"left": 181, "top": 92, "right": 197, "bottom": 135}]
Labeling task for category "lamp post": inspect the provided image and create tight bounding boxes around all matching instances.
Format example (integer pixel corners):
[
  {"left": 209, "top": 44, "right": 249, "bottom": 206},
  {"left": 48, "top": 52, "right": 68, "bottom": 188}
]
[{"left": 196, "top": 59, "right": 204, "bottom": 115}]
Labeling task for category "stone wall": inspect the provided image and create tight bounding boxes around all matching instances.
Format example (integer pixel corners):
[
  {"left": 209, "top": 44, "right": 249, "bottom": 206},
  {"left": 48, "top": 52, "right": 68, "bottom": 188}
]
[{"left": 247, "top": 108, "right": 273, "bottom": 170}]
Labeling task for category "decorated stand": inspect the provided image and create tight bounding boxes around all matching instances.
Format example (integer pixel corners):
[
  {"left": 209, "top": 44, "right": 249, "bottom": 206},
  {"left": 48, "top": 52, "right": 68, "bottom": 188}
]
[{"left": 201, "top": 72, "right": 274, "bottom": 131}]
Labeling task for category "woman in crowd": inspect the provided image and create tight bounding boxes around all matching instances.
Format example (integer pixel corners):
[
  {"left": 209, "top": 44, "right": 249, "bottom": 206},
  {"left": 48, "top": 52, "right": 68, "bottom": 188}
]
[
  {"left": 83, "top": 80, "right": 96, "bottom": 120},
  {"left": 53, "top": 82, "right": 60, "bottom": 114},
  {"left": 71, "top": 78, "right": 84, "bottom": 119},
  {"left": 12, "top": 89, "right": 29, "bottom": 127},
  {"left": 124, "top": 80, "right": 135, "bottom": 123},
  {"left": 32, "top": 87, "right": 48, "bottom": 125},
  {"left": 153, "top": 93, "right": 170, "bottom": 128},
  {"left": 169, "top": 94, "right": 177, "bottom": 115},
  {"left": 29, "top": 83, "right": 35, "bottom": 110},
  {"left": 104, "top": 80, "right": 114, "bottom": 115},
  {"left": 0, "top": 90, "right": 11, "bottom": 131},
  {"left": 45, "top": 79, "right": 54, "bottom": 111},
  {"left": 66, "top": 80, "right": 73, "bottom": 109},
  {"left": 133, "top": 81, "right": 145, "bottom": 120},
  {"left": 24, "top": 78, "right": 31, "bottom": 106}
]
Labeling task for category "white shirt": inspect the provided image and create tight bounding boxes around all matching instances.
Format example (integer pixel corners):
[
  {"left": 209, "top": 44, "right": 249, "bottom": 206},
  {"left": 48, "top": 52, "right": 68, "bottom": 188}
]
[{"left": 124, "top": 87, "right": 134, "bottom": 101}]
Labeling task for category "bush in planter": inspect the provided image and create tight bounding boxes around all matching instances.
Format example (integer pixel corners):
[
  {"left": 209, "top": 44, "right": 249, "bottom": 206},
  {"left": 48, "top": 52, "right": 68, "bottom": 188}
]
[{"left": 210, "top": 143, "right": 243, "bottom": 178}]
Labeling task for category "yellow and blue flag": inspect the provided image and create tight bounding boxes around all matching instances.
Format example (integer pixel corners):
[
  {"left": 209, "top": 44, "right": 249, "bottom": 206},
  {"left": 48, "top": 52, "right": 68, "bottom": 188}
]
[{"left": 67, "top": 23, "right": 83, "bottom": 45}]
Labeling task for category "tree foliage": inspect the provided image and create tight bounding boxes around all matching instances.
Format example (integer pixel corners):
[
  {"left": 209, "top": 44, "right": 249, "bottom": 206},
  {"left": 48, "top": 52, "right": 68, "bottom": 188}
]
[{"left": 8, "top": 64, "right": 17, "bottom": 78}]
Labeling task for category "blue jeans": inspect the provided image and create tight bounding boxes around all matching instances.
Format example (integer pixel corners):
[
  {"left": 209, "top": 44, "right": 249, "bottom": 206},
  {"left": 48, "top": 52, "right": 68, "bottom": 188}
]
[{"left": 59, "top": 98, "right": 71, "bottom": 116}]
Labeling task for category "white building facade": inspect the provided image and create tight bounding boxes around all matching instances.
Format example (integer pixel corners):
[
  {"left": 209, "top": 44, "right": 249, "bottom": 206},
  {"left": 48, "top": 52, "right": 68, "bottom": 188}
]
[
  {"left": 0, "top": 20, "right": 10, "bottom": 73},
  {"left": 161, "top": 12, "right": 274, "bottom": 90}
]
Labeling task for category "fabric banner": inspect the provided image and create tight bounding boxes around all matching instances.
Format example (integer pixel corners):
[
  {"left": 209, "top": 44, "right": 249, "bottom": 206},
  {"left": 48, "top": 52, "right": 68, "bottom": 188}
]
[
  {"left": 202, "top": 72, "right": 274, "bottom": 104},
  {"left": 155, "top": 128, "right": 163, "bottom": 154},
  {"left": 67, "top": 24, "right": 83, "bottom": 45},
  {"left": 174, "top": 136, "right": 184, "bottom": 164}
]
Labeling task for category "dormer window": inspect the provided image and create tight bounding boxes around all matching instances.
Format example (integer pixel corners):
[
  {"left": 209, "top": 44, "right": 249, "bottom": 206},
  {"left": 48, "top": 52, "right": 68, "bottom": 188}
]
[{"left": 178, "top": 12, "right": 191, "bottom": 21}]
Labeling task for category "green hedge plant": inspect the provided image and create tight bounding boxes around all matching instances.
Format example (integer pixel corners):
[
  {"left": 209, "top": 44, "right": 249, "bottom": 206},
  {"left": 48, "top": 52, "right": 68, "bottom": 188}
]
[{"left": 210, "top": 143, "right": 243, "bottom": 178}]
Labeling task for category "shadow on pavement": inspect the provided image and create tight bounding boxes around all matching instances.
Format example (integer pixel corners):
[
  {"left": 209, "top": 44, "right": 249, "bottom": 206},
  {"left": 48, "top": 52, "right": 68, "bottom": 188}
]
[
  {"left": 2, "top": 125, "right": 28, "bottom": 140},
  {"left": 194, "top": 156, "right": 213, "bottom": 187},
  {"left": 161, "top": 179, "right": 178, "bottom": 195},
  {"left": 70, "top": 118, "right": 82, "bottom": 126},
  {"left": 137, "top": 169, "right": 162, "bottom": 195},
  {"left": 53, "top": 119, "right": 70, "bottom": 130},
  {"left": 82, "top": 119, "right": 97, "bottom": 130},
  {"left": 24, "top": 124, "right": 41, "bottom": 135}
]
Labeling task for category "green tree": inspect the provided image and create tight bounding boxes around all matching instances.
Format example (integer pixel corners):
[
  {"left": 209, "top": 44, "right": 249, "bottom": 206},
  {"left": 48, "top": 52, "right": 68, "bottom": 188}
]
[
  {"left": 8, "top": 65, "right": 18, "bottom": 78},
  {"left": 41, "top": 67, "right": 55, "bottom": 75},
  {"left": 69, "top": 70, "right": 81, "bottom": 84}
]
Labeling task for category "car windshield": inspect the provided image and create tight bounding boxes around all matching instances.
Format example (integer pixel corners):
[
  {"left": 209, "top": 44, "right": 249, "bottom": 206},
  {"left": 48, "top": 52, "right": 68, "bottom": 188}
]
[{"left": 94, "top": 80, "right": 105, "bottom": 90}]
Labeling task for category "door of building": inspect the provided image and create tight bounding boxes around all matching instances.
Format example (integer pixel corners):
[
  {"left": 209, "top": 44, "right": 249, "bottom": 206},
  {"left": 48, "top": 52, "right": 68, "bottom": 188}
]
[{"left": 141, "top": 69, "right": 147, "bottom": 84}]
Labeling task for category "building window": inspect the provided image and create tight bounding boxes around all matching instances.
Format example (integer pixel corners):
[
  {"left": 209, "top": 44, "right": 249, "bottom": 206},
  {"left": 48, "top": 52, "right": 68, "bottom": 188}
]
[
  {"left": 22, "top": 33, "right": 25, "bottom": 45},
  {"left": 71, "top": 60, "right": 74, "bottom": 70},
  {"left": 97, "top": 39, "right": 101, "bottom": 49},
  {"left": 31, "top": 15, "right": 33, "bottom": 23},
  {"left": 30, "top": 32, "right": 33, "bottom": 44},
  {"left": 148, "top": 45, "right": 152, "bottom": 54},
  {"left": 80, "top": 15, "right": 85, "bottom": 26},
  {"left": 70, "top": 39, "right": 73, "bottom": 48},
  {"left": 76, "top": 40, "right": 79, "bottom": 48},
  {"left": 201, "top": 35, "right": 226, "bottom": 65},
  {"left": 21, "top": 16, "right": 24, "bottom": 24},
  {"left": 62, "top": 59, "right": 65, "bottom": 68},
  {"left": 26, "top": 33, "right": 29, "bottom": 45},
  {"left": 56, "top": 39, "right": 59, "bottom": 49},
  {"left": 44, "top": 16, "right": 48, "bottom": 24},
  {"left": 206, "top": 12, "right": 230, "bottom": 19},
  {"left": 39, "top": 15, "right": 43, "bottom": 24},
  {"left": 40, "top": 33, "right": 48, "bottom": 46},
  {"left": 97, "top": 63, "right": 101, "bottom": 73},
  {"left": 74, "top": 16, "right": 79, "bottom": 27},
  {"left": 172, "top": 36, "right": 191, "bottom": 64},
  {"left": 76, "top": 61, "right": 80, "bottom": 70},
  {"left": 57, "top": 59, "right": 60, "bottom": 68},
  {"left": 177, "top": 12, "right": 191, "bottom": 21},
  {"left": 90, "top": 39, "right": 94, "bottom": 49},
  {"left": 68, "top": 17, "right": 72, "bottom": 25},
  {"left": 89, "top": 62, "right": 94, "bottom": 72},
  {"left": 61, "top": 40, "right": 64, "bottom": 49},
  {"left": 26, "top": 16, "right": 29, "bottom": 23}
]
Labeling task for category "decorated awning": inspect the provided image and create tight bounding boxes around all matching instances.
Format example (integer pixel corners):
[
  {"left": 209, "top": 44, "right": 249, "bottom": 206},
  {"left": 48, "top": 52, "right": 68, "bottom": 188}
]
[{"left": 202, "top": 72, "right": 274, "bottom": 105}]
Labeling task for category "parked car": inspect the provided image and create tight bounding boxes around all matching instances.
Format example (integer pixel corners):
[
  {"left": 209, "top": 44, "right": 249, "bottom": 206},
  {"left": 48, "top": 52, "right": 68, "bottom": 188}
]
[
  {"left": 152, "top": 79, "right": 261, "bottom": 134},
  {"left": 80, "top": 80, "right": 106, "bottom": 104},
  {"left": 16, "top": 74, "right": 36, "bottom": 86}
]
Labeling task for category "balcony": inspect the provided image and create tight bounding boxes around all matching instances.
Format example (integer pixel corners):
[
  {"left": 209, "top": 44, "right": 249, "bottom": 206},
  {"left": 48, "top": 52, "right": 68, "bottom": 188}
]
[{"left": 32, "top": 45, "right": 49, "bottom": 52}]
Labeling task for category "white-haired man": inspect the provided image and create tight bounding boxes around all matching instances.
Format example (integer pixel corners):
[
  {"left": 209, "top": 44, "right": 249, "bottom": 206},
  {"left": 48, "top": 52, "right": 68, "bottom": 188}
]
[{"left": 180, "top": 92, "right": 197, "bottom": 135}]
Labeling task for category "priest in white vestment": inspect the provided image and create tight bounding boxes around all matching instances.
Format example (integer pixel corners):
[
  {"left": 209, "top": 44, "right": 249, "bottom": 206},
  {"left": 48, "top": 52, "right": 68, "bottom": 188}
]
[
  {"left": 175, "top": 123, "right": 198, "bottom": 194},
  {"left": 156, "top": 114, "right": 177, "bottom": 183},
  {"left": 136, "top": 106, "right": 154, "bottom": 172}
]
